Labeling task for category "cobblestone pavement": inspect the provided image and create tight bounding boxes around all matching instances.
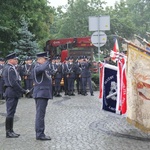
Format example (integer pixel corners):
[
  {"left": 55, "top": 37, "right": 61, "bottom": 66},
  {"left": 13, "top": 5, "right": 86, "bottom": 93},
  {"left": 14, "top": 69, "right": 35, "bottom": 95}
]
[{"left": 0, "top": 91, "right": 150, "bottom": 150}]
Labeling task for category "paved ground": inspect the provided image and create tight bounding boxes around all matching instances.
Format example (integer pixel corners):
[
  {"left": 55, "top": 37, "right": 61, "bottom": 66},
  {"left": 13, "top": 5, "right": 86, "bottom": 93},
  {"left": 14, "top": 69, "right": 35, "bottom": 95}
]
[{"left": 0, "top": 91, "right": 150, "bottom": 150}]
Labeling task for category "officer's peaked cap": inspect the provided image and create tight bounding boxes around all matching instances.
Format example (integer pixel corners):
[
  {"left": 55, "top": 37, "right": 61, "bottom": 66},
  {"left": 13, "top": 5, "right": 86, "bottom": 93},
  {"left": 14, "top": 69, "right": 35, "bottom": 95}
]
[
  {"left": 78, "top": 56, "right": 83, "bottom": 59},
  {"left": 69, "top": 56, "right": 74, "bottom": 60},
  {"left": 104, "top": 55, "right": 110, "bottom": 58},
  {"left": 65, "top": 57, "right": 69, "bottom": 60},
  {"left": 0, "top": 57, "right": 5, "bottom": 61},
  {"left": 36, "top": 52, "right": 48, "bottom": 58},
  {"left": 52, "top": 57, "right": 56, "bottom": 60},
  {"left": 26, "top": 56, "right": 32, "bottom": 60},
  {"left": 76, "top": 56, "right": 81, "bottom": 60},
  {"left": 55, "top": 55, "right": 60, "bottom": 59},
  {"left": 6, "top": 52, "right": 18, "bottom": 60},
  {"left": 83, "top": 55, "right": 87, "bottom": 59}
]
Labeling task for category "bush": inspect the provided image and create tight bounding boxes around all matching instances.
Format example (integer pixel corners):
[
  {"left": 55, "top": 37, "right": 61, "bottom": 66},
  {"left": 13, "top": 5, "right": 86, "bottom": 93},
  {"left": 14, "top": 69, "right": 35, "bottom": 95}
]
[{"left": 91, "top": 73, "right": 99, "bottom": 85}]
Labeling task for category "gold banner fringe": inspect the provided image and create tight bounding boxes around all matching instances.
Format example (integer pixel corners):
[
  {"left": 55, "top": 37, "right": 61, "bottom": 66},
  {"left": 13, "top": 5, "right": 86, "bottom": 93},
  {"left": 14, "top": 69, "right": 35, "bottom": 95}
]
[{"left": 127, "top": 117, "right": 150, "bottom": 133}]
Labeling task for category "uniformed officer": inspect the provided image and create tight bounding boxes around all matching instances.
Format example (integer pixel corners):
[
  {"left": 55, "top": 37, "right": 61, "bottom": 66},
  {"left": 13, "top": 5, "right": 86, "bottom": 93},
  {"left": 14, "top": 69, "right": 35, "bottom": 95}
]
[
  {"left": 2, "top": 52, "right": 29, "bottom": 138},
  {"left": 103, "top": 55, "right": 117, "bottom": 65},
  {"left": 49, "top": 57, "right": 56, "bottom": 96},
  {"left": 52, "top": 56, "right": 63, "bottom": 97},
  {"left": 74, "top": 56, "right": 82, "bottom": 94},
  {"left": 16, "top": 59, "right": 25, "bottom": 98},
  {"left": 80, "top": 56, "right": 94, "bottom": 96},
  {"left": 0, "top": 58, "right": 5, "bottom": 99},
  {"left": 22, "top": 56, "right": 34, "bottom": 98},
  {"left": 63, "top": 57, "right": 69, "bottom": 95},
  {"left": 33, "top": 52, "right": 52, "bottom": 141},
  {"left": 103, "top": 55, "right": 110, "bottom": 63},
  {"left": 66, "top": 56, "right": 76, "bottom": 96}
]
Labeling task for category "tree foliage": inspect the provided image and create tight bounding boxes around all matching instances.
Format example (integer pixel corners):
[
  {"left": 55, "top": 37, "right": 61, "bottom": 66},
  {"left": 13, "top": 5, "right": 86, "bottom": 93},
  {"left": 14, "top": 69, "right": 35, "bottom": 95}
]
[
  {"left": 0, "top": 0, "right": 150, "bottom": 58},
  {"left": 12, "top": 17, "right": 39, "bottom": 60},
  {"left": 51, "top": 0, "right": 106, "bottom": 38},
  {"left": 0, "top": 0, "right": 54, "bottom": 56},
  {"left": 126, "top": 0, "right": 150, "bottom": 37},
  {"left": 51, "top": 0, "right": 150, "bottom": 52}
]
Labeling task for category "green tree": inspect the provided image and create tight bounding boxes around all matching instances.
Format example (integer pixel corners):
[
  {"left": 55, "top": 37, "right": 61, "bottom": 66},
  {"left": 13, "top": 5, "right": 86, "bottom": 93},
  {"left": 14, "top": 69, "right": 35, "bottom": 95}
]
[
  {"left": 12, "top": 17, "right": 39, "bottom": 60},
  {"left": 0, "top": 0, "right": 54, "bottom": 55},
  {"left": 51, "top": 0, "right": 106, "bottom": 38},
  {"left": 103, "top": 0, "right": 136, "bottom": 52},
  {"left": 126, "top": 0, "right": 150, "bottom": 37}
]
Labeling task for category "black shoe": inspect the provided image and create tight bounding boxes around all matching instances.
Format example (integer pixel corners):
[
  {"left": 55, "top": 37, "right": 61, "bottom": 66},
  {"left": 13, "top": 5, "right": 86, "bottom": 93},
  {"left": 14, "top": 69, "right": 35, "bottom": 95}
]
[
  {"left": 36, "top": 136, "right": 51, "bottom": 141},
  {"left": 56, "top": 94, "right": 62, "bottom": 97},
  {"left": 6, "top": 131, "right": 19, "bottom": 138},
  {"left": 53, "top": 92, "right": 57, "bottom": 96},
  {"left": 83, "top": 93, "right": 88, "bottom": 96},
  {"left": 71, "top": 93, "right": 75, "bottom": 96},
  {"left": 91, "top": 93, "right": 94, "bottom": 96},
  {"left": 11, "top": 131, "right": 20, "bottom": 136},
  {"left": 68, "top": 92, "right": 71, "bottom": 96}
]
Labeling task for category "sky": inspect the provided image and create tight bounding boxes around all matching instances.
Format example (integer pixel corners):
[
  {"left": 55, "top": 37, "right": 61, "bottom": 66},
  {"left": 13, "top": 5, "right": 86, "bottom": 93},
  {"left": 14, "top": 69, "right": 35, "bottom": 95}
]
[{"left": 49, "top": 0, "right": 120, "bottom": 8}]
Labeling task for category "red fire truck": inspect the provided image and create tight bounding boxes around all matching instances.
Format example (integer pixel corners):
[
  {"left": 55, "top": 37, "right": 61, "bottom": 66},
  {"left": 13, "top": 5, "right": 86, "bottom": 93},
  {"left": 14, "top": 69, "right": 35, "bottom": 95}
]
[
  {"left": 45, "top": 36, "right": 96, "bottom": 62},
  {"left": 45, "top": 36, "right": 98, "bottom": 87}
]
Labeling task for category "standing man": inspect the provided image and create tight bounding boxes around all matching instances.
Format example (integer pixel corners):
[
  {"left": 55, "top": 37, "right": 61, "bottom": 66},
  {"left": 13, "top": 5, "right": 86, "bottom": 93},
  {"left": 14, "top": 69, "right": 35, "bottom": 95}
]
[
  {"left": 49, "top": 57, "right": 56, "bottom": 96},
  {"left": 66, "top": 56, "right": 76, "bottom": 96},
  {"left": 80, "top": 56, "right": 94, "bottom": 96},
  {"left": 2, "top": 52, "right": 29, "bottom": 138},
  {"left": 22, "top": 56, "right": 34, "bottom": 98},
  {"left": 33, "top": 52, "right": 52, "bottom": 141},
  {"left": 53, "top": 56, "right": 63, "bottom": 97},
  {"left": 0, "top": 58, "right": 5, "bottom": 99},
  {"left": 74, "top": 56, "right": 82, "bottom": 94},
  {"left": 63, "top": 57, "right": 69, "bottom": 95}
]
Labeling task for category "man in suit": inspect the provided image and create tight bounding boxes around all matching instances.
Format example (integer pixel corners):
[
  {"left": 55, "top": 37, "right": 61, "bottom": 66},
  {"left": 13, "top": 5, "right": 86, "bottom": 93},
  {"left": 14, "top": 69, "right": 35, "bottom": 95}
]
[
  {"left": 2, "top": 52, "right": 29, "bottom": 138},
  {"left": 33, "top": 52, "right": 52, "bottom": 141}
]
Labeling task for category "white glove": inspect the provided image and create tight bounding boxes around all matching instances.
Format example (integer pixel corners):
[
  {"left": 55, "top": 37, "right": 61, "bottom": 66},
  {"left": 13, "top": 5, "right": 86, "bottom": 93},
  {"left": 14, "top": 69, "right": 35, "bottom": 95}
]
[{"left": 25, "top": 89, "right": 30, "bottom": 94}]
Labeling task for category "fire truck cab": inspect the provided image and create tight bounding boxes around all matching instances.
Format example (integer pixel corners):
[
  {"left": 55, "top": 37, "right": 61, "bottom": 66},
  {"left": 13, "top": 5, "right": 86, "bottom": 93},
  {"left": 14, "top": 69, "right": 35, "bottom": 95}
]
[
  {"left": 45, "top": 36, "right": 98, "bottom": 73},
  {"left": 45, "top": 37, "right": 95, "bottom": 60}
]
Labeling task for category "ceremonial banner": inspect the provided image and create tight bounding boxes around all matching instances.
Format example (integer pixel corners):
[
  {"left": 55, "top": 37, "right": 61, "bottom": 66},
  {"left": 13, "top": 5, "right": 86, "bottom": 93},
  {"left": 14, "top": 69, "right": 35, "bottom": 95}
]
[
  {"left": 110, "top": 39, "right": 119, "bottom": 63},
  {"left": 127, "top": 45, "right": 150, "bottom": 132},
  {"left": 102, "top": 64, "right": 118, "bottom": 113},
  {"left": 116, "top": 57, "right": 127, "bottom": 114},
  {"left": 146, "top": 46, "right": 150, "bottom": 55},
  {"left": 99, "top": 63, "right": 104, "bottom": 99}
]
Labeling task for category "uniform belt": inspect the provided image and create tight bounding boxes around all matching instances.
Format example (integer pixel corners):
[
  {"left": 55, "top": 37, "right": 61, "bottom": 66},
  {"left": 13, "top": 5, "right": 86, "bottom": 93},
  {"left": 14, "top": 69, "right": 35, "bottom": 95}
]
[{"left": 5, "top": 86, "right": 12, "bottom": 88}]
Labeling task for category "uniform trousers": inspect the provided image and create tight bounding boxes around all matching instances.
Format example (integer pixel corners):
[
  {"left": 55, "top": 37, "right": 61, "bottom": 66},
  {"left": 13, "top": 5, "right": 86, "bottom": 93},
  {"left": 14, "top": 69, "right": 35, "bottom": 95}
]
[
  {"left": 81, "top": 77, "right": 93, "bottom": 94},
  {"left": 64, "top": 76, "right": 68, "bottom": 93},
  {"left": 54, "top": 78, "right": 61, "bottom": 92},
  {"left": 6, "top": 97, "right": 19, "bottom": 117},
  {"left": 24, "top": 79, "right": 33, "bottom": 90},
  {"left": 67, "top": 78, "right": 75, "bottom": 92},
  {"left": 75, "top": 77, "right": 82, "bottom": 93},
  {"left": 0, "top": 78, "right": 4, "bottom": 93},
  {"left": 35, "top": 98, "right": 48, "bottom": 138}
]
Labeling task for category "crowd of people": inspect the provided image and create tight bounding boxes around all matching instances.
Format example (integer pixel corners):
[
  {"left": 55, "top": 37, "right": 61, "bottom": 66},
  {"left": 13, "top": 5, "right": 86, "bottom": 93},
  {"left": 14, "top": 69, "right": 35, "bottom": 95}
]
[
  {"left": 0, "top": 52, "right": 94, "bottom": 140},
  {"left": 0, "top": 53, "right": 94, "bottom": 100}
]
